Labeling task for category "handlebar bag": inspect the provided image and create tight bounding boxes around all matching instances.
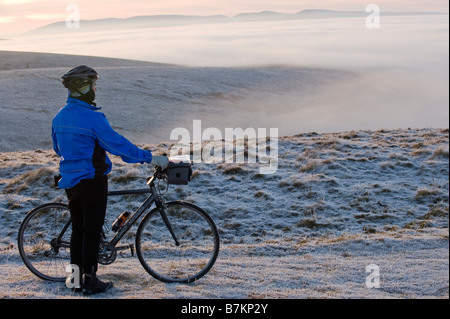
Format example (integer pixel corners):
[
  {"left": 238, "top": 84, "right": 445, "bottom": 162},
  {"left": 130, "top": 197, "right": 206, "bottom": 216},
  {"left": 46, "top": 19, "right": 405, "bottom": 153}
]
[{"left": 167, "top": 161, "right": 192, "bottom": 185}]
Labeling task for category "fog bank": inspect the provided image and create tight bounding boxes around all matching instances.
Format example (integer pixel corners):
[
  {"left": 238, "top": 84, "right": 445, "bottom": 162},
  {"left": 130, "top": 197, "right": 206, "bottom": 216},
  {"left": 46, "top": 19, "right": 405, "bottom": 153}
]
[{"left": 0, "top": 14, "right": 448, "bottom": 149}]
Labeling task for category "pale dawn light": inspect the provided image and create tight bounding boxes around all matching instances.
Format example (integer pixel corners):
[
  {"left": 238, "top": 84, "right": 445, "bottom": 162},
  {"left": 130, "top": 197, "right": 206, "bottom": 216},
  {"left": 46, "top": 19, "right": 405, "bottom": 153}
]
[{"left": 0, "top": 0, "right": 448, "bottom": 35}]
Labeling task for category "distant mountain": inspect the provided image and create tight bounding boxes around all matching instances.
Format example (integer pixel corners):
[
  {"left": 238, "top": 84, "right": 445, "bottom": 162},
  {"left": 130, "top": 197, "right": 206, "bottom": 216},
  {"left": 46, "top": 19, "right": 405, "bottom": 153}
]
[
  {"left": 23, "top": 14, "right": 230, "bottom": 35},
  {"left": 233, "top": 10, "right": 292, "bottom": 21},
  {"left": 297, "top": 9, "right": 366, "bottom": 18},
  {"left": 0, "top": 50, "right": 172, "bottom": 71},
  {"left": 22, "top": 9, "right": 447, "bottom": 35},
  {"left": 297, "top": 9, "right": 445, "bottom": 19}
]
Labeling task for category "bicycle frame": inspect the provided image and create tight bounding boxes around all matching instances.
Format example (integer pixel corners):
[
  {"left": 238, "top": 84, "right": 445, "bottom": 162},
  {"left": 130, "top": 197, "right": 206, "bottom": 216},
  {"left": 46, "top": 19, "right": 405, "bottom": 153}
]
[
  {"left": 108, "top": 187, "right": 154, "bottom": 248},
  {"left": 56, "top": 172, "right": 180, "bottom": 254}
]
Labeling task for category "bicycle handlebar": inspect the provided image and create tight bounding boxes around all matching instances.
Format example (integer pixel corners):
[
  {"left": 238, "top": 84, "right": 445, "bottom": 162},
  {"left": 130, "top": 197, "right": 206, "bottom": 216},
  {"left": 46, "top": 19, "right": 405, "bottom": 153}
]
[
  {"left": 152, "top": 153, "right": 169, "bottom": 177},
  {"left": 150, "top": 154, "right": 192, "bottom": 186},
  {"left": 146, "top": 164, "right": 170, "bottom": 186}
]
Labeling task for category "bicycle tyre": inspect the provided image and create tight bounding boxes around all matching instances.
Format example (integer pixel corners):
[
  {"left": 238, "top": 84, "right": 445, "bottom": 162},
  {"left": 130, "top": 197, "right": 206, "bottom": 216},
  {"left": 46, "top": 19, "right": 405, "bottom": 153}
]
[
  {"left": 17, "top": 203, "right": 72, "bottom": 282},
  {"left": 135, "top": 201, "right": 220, "bottom": 283}
]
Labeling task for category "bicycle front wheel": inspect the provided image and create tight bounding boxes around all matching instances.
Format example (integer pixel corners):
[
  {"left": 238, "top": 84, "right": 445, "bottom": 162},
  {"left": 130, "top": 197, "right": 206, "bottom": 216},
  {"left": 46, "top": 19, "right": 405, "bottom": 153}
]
[
  {"left": 136, "top": 201, "right": 219, "bottom": 283},
  {"left": 17, "top": 203, "right": 72, "bottom": 282}
]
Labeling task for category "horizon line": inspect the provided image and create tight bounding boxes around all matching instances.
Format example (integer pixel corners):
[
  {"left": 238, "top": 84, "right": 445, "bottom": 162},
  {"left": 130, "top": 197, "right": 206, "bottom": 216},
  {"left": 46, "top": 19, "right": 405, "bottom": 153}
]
[{"left": 21, "top": 8, "right": 449, "bottom": 35}]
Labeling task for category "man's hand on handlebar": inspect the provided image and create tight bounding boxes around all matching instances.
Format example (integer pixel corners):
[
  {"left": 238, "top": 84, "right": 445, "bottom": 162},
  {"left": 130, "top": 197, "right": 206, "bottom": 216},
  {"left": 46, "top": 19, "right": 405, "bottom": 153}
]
[{"left": 151, "top": 155, "right": 169, "bottom": 170}]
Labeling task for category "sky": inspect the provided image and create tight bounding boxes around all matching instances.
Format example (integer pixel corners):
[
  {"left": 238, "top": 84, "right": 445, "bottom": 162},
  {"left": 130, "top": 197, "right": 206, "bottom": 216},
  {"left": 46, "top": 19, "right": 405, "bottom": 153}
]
[{"left": 0, "top": 0, "right": 449, "bottom": 35}]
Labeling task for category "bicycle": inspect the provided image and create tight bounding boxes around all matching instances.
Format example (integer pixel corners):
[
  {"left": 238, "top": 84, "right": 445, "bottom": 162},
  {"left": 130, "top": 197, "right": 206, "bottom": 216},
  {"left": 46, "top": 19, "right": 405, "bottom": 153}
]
[{"left": 17, "top": 161, "right": 220, "bottom": 284}]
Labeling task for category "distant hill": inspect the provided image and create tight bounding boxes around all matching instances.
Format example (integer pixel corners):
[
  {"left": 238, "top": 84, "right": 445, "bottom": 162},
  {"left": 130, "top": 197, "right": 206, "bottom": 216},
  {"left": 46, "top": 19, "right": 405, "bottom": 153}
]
[
  {"left": 297, "top": 9, "right": 446, "bottom": 18},
  {"left": 0, "top": 50, "right": 173, "bottom": 71},
  {"left": 23, "top": 9, "right": 447, "bottom": 35}
]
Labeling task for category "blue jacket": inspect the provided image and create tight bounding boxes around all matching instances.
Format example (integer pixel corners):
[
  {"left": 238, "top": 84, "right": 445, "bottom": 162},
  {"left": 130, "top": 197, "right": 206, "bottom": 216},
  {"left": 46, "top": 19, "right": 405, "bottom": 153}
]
[{"left": 52, "top": 97, "right": 153, "bottom": 189}]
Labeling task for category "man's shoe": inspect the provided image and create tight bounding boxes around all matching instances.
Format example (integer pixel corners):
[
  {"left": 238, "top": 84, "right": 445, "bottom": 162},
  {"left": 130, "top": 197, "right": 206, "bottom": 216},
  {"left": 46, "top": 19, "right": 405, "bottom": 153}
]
[{"left": 82, "top": 273, "right": 113, "bottom": 295}]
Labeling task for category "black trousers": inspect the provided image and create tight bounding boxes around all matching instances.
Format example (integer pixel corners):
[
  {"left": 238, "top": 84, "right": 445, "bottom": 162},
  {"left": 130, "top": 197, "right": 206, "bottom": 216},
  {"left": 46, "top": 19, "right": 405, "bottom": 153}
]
[{"left": 65, "top": 175, "right": 108, "bottom": 274}]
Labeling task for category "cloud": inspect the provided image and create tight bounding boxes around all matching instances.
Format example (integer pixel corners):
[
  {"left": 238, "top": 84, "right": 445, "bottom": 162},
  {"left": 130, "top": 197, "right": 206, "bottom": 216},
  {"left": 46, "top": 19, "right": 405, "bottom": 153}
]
[
  {"left": 0, "top": 16, "right": 16, "bottom": 23},
  {"left": 26, "top": 14, "right": 65, "bottom": 20},
  {"left": 1, "top": 0, "right": 41, "bottom": 4}
]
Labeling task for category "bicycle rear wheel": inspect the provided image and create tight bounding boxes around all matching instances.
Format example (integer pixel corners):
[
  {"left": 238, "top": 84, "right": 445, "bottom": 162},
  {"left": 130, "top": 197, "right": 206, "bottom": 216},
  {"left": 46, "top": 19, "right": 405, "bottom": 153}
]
[
  {"left": 17, "top": 203, "right": 71, "bottom": 282},
  {"left": 136, "top": 201, "right": 219, "bottom": 283}
]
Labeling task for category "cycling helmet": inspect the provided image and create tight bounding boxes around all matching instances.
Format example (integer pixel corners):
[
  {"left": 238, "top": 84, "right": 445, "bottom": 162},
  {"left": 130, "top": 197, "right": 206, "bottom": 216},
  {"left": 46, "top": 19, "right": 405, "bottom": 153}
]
[{"left": 61, "top": 65, "right": 98, "bottom": 105}]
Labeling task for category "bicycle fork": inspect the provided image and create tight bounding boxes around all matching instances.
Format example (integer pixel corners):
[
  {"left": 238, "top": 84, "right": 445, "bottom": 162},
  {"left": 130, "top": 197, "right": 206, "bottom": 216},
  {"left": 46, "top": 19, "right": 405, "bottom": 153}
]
[{"left": 155, "top": 197, "right": 180, "bottom": 247}]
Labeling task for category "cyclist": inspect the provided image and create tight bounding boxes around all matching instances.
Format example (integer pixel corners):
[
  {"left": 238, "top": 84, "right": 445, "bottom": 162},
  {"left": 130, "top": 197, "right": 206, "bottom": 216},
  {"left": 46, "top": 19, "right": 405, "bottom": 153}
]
[{"left": 52, "top": 65, "right": 168, "bottom": 295}]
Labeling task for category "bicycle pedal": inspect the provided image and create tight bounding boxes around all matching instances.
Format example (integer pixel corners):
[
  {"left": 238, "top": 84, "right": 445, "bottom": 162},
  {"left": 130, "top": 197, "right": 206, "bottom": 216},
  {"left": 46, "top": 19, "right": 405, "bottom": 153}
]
[{"left": 118, "top": 244, "right": 134, "bottom": 258}]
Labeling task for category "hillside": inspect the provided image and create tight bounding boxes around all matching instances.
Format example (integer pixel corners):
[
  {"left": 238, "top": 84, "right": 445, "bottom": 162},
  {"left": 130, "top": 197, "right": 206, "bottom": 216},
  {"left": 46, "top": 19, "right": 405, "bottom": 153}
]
[{"left": 0, "top": 127, "right": 448, "bottom": 298}]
